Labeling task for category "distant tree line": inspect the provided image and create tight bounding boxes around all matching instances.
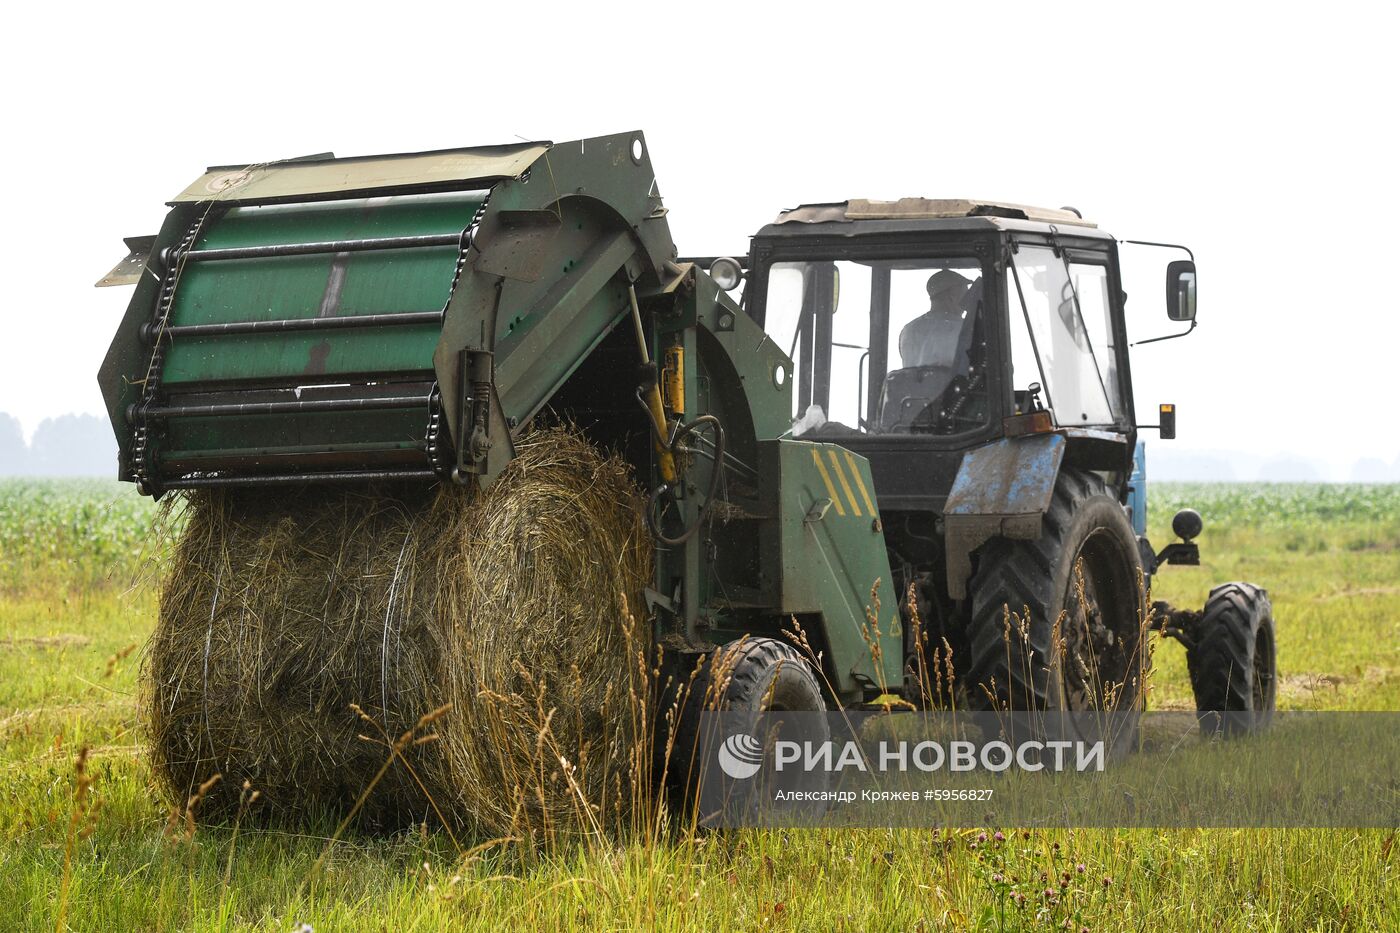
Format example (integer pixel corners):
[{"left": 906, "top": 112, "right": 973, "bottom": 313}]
[{"left": 0, "top": 413, "right": 117, "bottom": 477}]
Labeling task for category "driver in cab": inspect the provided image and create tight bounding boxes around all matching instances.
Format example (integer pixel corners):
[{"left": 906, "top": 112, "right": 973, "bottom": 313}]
[{"left": 897, "top": 269, "right": 972, "bottom": 369}]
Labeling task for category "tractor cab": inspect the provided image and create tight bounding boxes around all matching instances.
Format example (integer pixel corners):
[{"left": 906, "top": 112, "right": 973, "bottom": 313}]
[{"left": 737, "top": 199, "right": 1194, "bottom": 515}]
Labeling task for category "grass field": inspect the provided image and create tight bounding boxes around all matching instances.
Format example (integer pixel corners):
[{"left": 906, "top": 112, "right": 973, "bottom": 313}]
[{"left": 0, "top": 479, "right": 1396, "bottom": 931}]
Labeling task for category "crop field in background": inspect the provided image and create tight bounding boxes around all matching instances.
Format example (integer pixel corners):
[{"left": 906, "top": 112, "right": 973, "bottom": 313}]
[{"left": 0, "top": 479, "right": 1396, "bottom": 931}]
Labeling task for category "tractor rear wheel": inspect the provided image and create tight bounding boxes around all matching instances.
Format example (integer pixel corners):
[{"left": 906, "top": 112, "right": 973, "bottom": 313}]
[
  {"left": 965, "top": 469, "right": 1150, "bottom": 715},
  {"left": 1186, "top": 582, "right": 1277, "bottom": 736}
]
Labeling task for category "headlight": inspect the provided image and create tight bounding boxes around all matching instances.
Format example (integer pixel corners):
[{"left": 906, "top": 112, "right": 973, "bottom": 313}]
[{"left": 709, "top": 256, "right": 744, "bottom": 292}]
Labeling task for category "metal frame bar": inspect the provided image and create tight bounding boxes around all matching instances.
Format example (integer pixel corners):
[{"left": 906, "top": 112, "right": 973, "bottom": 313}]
[
  {"left": 180, "top": 233, "right": 461, "bottom": 263},
  {"left": 168, "top": 469, "right": 440, "bottom": 488},
  {"left": 142, "top": 311, "right": 442, "bottom": 342},
  {"left": 134, "top": 395, "right": 430, "bottom": 421}
]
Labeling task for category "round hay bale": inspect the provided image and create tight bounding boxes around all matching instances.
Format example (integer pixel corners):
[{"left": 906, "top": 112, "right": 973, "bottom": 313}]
[{"left": 145, "top": 428, "right": 652, "bottom": 837}]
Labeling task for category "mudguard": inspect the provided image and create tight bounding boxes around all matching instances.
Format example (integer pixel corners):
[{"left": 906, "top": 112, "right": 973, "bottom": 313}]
[{"left": 943, "top": 433, "right": 1066, "bottom": 599}]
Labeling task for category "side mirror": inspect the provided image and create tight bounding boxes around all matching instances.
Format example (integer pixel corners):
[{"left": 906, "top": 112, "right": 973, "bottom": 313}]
[{"left": 1166, "top": 260, "right": 1196, "bottom": 322}]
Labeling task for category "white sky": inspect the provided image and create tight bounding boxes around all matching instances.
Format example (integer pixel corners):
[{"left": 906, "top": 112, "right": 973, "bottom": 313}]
[{"left": 3, "top": 2, "right": 1396, "bottom": 472}]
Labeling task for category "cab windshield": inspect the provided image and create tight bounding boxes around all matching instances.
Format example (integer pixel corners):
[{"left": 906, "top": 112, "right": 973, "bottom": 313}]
[{"left": 762, "top": 257, "right": 990, "bottom": 437}]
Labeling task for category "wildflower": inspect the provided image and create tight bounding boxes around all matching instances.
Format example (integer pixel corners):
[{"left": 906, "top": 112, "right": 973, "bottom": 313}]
[
  {"left": 993, "top": 831, "right": 1005, "bottom": 842},
  {"left": 1076, "top": 863, "right": 1086, "bottom": 874},
  {"left": 1102, "top": 876, "right": 1113, "bottom": 887}
]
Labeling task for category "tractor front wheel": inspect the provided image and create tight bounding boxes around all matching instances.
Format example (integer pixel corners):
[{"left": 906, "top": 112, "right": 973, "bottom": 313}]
[{"left": 1186, "top": 582, "right": 1278, "bottom": 736}]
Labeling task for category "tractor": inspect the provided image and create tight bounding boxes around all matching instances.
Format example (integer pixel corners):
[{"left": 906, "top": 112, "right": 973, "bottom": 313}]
[
  {"left": 717, "top": 196, "right": 1278, "bottom": 730},
  {"left": 96, "top": 132, "right": 1276, "bottom": 800}
]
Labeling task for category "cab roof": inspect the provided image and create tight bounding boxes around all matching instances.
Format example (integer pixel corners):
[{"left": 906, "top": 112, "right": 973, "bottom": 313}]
[{"left": 774, "top": 198, "right": 1096, "bottom": 226}]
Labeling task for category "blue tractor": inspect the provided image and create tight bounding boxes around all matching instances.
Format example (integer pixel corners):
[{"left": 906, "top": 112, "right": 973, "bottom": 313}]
[{"left": 714, "top": 197, "right": 1277, "bottom": 729}]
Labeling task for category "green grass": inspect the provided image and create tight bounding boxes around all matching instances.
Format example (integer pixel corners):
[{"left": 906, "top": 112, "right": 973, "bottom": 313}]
[
  {"left": 1147, "top": 483, "right": 1400, "bottom": 712},
  {"left": 1, "top": 481, "right": 1396, "bottom": 931}
]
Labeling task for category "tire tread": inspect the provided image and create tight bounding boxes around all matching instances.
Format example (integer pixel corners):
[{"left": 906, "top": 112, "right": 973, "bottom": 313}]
[{"left": 1187, "top": 581, "right": 1274, "bottom": 723}]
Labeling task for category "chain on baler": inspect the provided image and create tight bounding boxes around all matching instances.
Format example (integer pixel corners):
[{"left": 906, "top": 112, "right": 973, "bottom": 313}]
[
  {"left": 423, "top": 192, "right": 493, "bottom": 480},
  {"left": 130, "top": 213, "right": 214, "bottom": 496}
]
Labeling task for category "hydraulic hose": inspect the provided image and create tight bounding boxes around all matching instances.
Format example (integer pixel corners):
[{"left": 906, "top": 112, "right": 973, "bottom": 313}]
[{"left": 646, "top": 414, "right": 726, "bottom": 548}]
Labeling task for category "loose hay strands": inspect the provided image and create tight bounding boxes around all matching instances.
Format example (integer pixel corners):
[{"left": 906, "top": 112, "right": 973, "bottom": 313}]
[{"left": 145, "top": 427, "right": 653, "bottom": 841}]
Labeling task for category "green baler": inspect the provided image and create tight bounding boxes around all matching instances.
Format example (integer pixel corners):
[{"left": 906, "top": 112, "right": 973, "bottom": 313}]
[{"left": 97, "top": 132, "right": 903, "bottom": 713}]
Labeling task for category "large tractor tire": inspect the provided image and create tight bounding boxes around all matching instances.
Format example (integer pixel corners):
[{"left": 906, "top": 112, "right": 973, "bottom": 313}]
[
  {"left": 665, "top": 637, "right": 829, "bottom": 821},
  {"left": 965, "top": 469, "right": 1150, "bottom": 714},
  {"left": 1185, "top": 582, "right": 1277, "bottom": 736}
]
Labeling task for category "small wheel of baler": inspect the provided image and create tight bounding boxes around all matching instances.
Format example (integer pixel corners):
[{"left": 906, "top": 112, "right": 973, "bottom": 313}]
[
  {"left": 1186, "top": 582, "right": 1277, "bottom": 737},
  {"left": 664, "top": 637, "right": 829, "bottom": 822}
]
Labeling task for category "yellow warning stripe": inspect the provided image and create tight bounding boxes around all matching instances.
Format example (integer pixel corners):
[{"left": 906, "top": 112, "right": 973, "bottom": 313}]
[
  {"left": 811, "top": 448, "right": 846, "bottom": 516},
  {"left": 827, "top": 449, "right": 863, "bottom": 517},
  {"left": 844, "top": 450, "right": 877, "bottom": 515}
]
